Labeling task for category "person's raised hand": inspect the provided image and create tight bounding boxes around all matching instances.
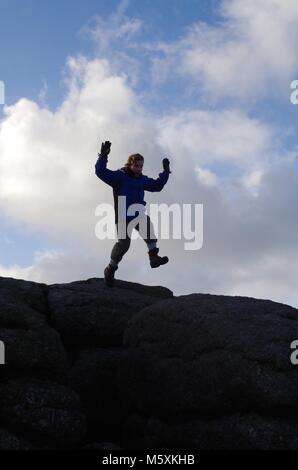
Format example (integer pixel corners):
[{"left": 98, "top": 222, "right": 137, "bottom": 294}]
[
  {"left": 100, "top": 141, "right": 111, "bottom": 158},
  {"left": 162, "top": 157, "right": 171, "bottom": 173}
]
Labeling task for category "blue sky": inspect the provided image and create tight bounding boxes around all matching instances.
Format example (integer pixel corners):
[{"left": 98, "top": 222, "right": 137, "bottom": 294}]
[
  {"left": 0, "top": 0, "right": 220, "bottom": 108},
  {"left": 0, "top": 0, "right": 298, "bottom": 306},
  {"left": 1, "top": 0, "right": 297, "bottom": 122}
]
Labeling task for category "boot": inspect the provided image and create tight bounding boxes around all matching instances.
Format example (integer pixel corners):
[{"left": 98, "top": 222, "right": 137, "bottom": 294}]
[
  {"left": 148, "top": 247, "right": 169, "bottom": 268},
  {"left": 104, "top": 263, "right": 118, "bottom": 287}
]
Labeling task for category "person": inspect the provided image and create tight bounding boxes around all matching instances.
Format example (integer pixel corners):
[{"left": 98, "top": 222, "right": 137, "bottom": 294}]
[{"left": 95, "top": 140, "right": 171, "bottom": 287}]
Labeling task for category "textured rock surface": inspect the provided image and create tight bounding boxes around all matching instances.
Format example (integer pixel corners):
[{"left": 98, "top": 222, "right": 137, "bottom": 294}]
[
  {"left": 0, "top": 379, "right": 86, "bottom": 447},
  {"left": 69, "top": 347, "right": 123, "bottom": 440},
  {"left": 120, "top": 294, "right": 298, "bottom": 449},
  {"left": 0, "top": 427, "right": 34, "bottom": 450},
  {"left": 0, "top": 276, "right": 173, "bottom": 449},
  {"left": 122, "top": 413, "right": 298, "bottom": 450},
  {"left": 47, "top": 278, "right": 173, "bottom": 344},
  {"left": 1, "top": 276, "right": 298, "bottom": 449}
]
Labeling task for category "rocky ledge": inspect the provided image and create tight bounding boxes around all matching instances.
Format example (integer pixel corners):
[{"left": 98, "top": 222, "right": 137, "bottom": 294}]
[{"left": 0, "top": 276, "right": 297, "bottom": 450}]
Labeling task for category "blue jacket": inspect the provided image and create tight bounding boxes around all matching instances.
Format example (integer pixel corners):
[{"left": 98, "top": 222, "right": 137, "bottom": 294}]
[{"left": 95, "top": 154, "right": 170, "bottom": 222}]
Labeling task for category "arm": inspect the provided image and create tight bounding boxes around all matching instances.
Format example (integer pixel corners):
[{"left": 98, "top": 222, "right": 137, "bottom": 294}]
[
  {"left": 143, "top": 158, "right": 171, "bottom": 192},
  {"left": 95, "top": 155, "right": 122, "bottom": 187},
  {"left": 95, "top": 141, "right": 122, "bottom": 187},
  {"left": 143, "top": 170, "right": 170, "bottom": 192}
]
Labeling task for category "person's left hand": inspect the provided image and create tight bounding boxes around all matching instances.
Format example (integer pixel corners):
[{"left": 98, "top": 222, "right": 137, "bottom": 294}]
[{"left": 162, "top": 157, "right": 171, "bottom": 173}]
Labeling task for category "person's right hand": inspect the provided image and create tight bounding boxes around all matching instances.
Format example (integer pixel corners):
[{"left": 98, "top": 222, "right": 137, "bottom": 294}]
[{"left": 100, "top": 141, "right": 111, "bottom": 157}]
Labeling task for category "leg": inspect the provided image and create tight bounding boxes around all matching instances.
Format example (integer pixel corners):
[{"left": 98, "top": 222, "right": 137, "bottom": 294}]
[
  {"left": 104, "top": 221, "right": 131, "bottom": 287},
  {"left": 135, "top": 215, "right": 169, "bottom": 268},
  {"left": 135, "top": 215, "right": 157, "bottom": 250},
  {"left": 110, "top": 220, "right": 131, "bottom": 264}
]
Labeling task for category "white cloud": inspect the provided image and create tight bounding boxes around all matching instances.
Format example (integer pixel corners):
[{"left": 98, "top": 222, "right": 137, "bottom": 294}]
[
  {"left": 80, "top": 0, "right": 142, "bottom": 50},
  {"left": 151, "top": 0, "right": 298, "bottom": 101},
  {"left": 157, "top": 109, "right": 274, "bottom": 171},
  {"left": 38, "top": 78, "right": 49, "bottom": 107},
  {"left": 0, "top": 248, "right": 97, "bottom": 284},
  {"left": 241, "top": 169, "right": 264, "bottom": 196},
  {"left": 195, "top": 166, "right": 218, "bottom": 187},
  {"left": 0, "top": 53, "right": 171, "bottom": 286},
  {"left": 0, "top": 56, "right": 156, "bottom": 244},
  {"left": 79, "top": 0, "right": 142, "bottom": 87}
]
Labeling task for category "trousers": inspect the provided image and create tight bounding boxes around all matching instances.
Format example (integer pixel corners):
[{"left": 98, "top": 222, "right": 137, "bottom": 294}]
[{"left": 110, "top": 215, "right": 157, "bottom": 264}]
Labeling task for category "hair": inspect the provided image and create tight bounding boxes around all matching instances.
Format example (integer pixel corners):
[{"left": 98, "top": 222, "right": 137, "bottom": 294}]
[{"left": 124, "top": 153, "right": 144, "bottom": 169}]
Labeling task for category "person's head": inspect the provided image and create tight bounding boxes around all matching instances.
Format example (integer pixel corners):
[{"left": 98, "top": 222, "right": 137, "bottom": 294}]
[{"left": 125, "top": 153, "right": 144, "bottom": 176}]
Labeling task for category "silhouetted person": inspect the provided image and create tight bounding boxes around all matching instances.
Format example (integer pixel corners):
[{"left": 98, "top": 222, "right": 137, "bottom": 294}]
[{"left": 95, "top": 141, "right": 171, "bottom": 287}]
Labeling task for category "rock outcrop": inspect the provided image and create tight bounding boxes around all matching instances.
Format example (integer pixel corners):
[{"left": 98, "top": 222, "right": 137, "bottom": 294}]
[{"left": 0, "top": 277, "right": 297, "bottom": 449}]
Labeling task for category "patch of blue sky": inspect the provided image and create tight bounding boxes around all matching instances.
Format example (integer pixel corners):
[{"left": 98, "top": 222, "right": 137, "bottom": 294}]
[
  {"left": 206, "top": 160, "right": 245, "bottom": 180},
  {"left": 0, "top": 0, "right": 222, "bottom": 115},
  {"left": 124, "top": 0, "right": 222, "bottom": 42},
  {"left": 0, "top": 212, "right": 48, "bottom": 267},
  {"left": 0, "top": 0, "right": 120, "bottom": 111},
  {"left": 246, "top": 97, "right": 298, "bottom": 160}
]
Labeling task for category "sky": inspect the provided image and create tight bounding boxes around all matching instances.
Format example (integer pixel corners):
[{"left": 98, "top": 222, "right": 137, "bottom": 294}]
[{"left": 1, "top": 0, "right": 298, "bottom": 307}]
